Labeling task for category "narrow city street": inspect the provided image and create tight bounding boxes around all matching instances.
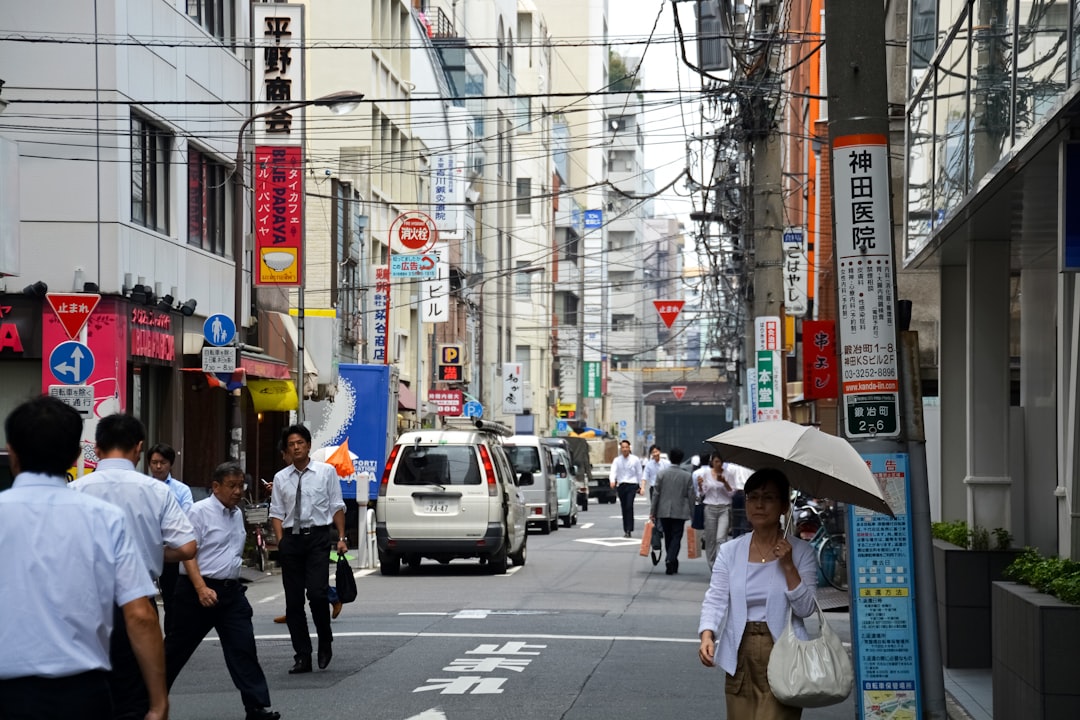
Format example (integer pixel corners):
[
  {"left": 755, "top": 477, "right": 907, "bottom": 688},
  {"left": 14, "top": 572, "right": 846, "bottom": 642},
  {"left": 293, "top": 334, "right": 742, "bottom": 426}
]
[{"left": 169, "top": 496, "right": 855, "bottom": 720}]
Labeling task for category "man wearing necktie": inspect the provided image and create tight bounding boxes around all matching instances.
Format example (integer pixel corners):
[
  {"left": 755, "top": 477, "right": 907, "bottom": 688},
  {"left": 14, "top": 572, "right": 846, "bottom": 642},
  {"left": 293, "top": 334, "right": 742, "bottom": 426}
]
[{"left": 269, "top": 425, "right": 348, "bottom": 674}]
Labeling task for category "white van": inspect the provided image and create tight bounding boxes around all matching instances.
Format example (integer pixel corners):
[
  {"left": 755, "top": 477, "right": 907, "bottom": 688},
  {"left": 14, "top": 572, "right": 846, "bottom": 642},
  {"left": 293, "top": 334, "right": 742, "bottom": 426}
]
[
  {"left": 503, "top": 435, "right": 560, "bottom": 534},
  {"left": 375, "top": 419, "right": 527, "bottom": 574}
]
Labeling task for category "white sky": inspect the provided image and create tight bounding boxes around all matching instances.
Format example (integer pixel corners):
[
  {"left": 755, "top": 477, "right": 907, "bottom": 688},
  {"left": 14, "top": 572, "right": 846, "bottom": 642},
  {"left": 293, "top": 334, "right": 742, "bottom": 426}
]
[{"left": 608, "top": 0, "right": 704, "bottom": 228}]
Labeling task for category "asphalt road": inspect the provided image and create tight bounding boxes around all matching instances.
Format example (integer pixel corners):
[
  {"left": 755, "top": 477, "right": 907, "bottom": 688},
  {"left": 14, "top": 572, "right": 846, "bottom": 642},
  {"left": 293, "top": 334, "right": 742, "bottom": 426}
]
[{"left": 168, "top": 495, "right": 857, "bottom": 720}]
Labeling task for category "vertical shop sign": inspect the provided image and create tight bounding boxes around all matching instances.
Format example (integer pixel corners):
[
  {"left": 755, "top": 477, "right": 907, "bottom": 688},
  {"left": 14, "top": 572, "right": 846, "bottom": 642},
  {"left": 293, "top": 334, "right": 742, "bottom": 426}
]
[
  {"left": 582, "top": 360, "right": 602, "bottom": 399},
  {"left": 782, "top": 227, "right": 809, "bottom": 317},
  {"left": 430, "top": 155, "right": 459, "bottom": 233},
  {"left": 755, "top": 350, "right": 782, "bottom": 422},
  {"left": 254, "top": 145, "right": 304, "bottom": 286},
  {"left": 503, "top": 363, "right": 523, "bottom": 414},
  {"left": 252, "top": 4, "right": 305, "bottom": 143},
  {"left": 803, "top": 320, "right": 838, "bottom": 400},
  {"left": 832, "top": 134, "right": 900, "bottom": 438},
  {"left": 371, "top": 266, "right": 390, "bottom": 363},
  {"left": 848, "top": 453, "right": 923, "bottom": 719}
]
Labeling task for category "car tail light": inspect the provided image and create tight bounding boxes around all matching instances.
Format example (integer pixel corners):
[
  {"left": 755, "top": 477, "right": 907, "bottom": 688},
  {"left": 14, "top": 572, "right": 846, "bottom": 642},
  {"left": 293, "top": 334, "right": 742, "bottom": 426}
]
[
  {"left": 478, "top": 445, "right": 498, "bottom": 497},
  {"left": 379, "top": 445, "right": 401, "bottom": 497}
]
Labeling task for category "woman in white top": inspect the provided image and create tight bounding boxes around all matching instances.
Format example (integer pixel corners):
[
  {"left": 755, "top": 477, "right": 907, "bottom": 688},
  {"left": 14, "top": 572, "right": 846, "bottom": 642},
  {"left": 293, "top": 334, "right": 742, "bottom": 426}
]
[
  {"left": 694, "top": 452, "right": 735, "bottom": 568},
  {"left": 697, "top": 468, "right": 818, "bottom": 719}
]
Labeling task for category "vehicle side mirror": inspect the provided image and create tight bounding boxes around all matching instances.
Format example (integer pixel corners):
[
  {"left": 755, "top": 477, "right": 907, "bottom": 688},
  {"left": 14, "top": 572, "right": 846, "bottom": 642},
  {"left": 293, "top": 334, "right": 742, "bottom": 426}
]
[
  {"left": 519, "top": 471, "right": 533, "bottom": 486},
  {"left": 555, "top": 463, "right": 567, "bottom": 476}
]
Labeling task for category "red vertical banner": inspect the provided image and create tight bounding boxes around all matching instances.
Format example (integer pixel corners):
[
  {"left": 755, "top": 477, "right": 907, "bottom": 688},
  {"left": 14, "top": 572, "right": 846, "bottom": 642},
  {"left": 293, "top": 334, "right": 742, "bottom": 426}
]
[
  {"left": 254, "top": 145, "right": 304, "bottom": 287},
  {"left": 803, "top": 320, "right": 838, "bottom": 400}
]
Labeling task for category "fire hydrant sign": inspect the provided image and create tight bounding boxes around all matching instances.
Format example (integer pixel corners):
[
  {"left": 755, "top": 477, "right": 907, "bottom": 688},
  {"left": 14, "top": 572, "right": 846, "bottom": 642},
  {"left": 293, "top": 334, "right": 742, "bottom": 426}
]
[
  {"left": 389, "top": 211, "right": 437, "bottom": 254},
  {"left": 831, "top": 134, "right": 900, "bottom": 438}
]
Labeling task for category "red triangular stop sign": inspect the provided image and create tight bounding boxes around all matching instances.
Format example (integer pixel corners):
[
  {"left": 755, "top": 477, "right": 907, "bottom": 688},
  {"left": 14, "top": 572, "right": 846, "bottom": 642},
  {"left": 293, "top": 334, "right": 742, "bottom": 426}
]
[
  {"left": 671, "top": 385, "right": 687, "bottom": 400},
  {"left": 46, "top": 293, "right": 101, "bottom": 340},
  {"left": 653, "top": 299, "right": 685, "bottom": 329}
]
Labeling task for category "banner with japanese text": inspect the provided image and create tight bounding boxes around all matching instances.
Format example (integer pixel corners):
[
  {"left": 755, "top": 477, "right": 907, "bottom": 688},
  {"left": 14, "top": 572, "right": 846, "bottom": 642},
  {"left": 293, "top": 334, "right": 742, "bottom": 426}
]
[
  {"left": 254, "top": 145, "right": 303, "bottom": 287},
  {"left": 803, "top": 320, "right": 838, "bottom": 400}
]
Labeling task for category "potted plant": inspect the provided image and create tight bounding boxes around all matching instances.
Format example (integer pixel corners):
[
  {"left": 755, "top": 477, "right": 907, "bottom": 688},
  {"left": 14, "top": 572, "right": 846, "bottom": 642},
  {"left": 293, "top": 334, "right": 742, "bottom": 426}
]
[
  {"left": 992, "top": 549, "right": 1080, "bottom": 718},
  {"left": 931, "top": 520, "right": 1020, "bottom": 668}
]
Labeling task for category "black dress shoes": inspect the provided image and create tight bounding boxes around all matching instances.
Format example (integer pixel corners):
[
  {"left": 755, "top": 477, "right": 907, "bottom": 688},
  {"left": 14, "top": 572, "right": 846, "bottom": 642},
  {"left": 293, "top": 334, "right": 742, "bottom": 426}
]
[
  {"left": 287, "top": 657, "right": 312, "bottom": 674},
  {"left": 317, "top": 645, "right": 332, "bottom": 670},
  {"left": 246, "top": 708, "right": 281, "bottom": 720}
]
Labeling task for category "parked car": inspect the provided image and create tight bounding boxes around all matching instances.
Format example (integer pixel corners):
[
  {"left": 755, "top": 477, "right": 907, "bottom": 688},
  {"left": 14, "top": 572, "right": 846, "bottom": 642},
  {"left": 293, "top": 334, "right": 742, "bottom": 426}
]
[
  {"left": 375, "top": 418, "right": 527, "bottom": 574},
  {"left": 548, "top": 446, "right": 578, "bottom": 528},
  {"left": 589, "top": 462, "right": 617, "bottom": 503},
  {"left": 541, "top": 436, "right": 590, "bottom": 511},
  {"left": 503, "top": 435, "right": 560, "bottom": 534}
]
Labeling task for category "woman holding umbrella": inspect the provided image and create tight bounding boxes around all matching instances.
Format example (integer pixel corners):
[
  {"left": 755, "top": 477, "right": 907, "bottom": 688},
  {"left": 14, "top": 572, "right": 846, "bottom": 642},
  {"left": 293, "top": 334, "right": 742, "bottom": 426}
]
[{"left": 696, "top": 468, "right": 818, "bottom": 719}]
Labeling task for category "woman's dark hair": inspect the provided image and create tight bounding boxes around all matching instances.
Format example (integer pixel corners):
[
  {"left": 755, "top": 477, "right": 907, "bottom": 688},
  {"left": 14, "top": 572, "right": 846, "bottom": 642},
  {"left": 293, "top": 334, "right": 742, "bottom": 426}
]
[{"left": 744, "top": 468, "right": 791, "bottom": 507}]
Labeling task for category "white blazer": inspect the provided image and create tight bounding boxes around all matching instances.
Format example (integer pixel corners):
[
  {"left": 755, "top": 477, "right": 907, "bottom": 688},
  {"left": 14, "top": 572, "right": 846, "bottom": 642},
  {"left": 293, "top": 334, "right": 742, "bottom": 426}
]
[{"left": 697, "top": 532, "right": 818, "bottom": 676}]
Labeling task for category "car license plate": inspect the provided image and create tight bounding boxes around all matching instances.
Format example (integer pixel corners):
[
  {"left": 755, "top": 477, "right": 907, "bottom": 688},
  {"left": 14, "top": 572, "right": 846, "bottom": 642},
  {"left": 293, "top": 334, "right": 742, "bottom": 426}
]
[{"left": 424, "top": 501, "right": 450, "bottom": 514}]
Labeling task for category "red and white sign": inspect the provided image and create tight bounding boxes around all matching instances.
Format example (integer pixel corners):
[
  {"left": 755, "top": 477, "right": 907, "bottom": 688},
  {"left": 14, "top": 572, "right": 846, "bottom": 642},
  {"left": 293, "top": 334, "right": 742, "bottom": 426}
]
[
  {"left": 803, "top": 320, "right": 838, "bottom": 400},
  {"left": 653, "top": 299, "right": 685, "bottom": 329},
  {"left": 389, "top": 211, "right": 438, "bottom": 254},
  {"left": 670, "top": 385, "right": 687, "bottom": 400},
  {"left": 254, "top": 145, "right": 304, "bottom": 287},
  {"left": 755, "top": 316, "right": 781, "bottom": 351},
  {"left": 46, "top": 293, "right": 101, "bottom": 340},
  {"left": 428, "top": 389, "right": 463, "bottom": 416}
]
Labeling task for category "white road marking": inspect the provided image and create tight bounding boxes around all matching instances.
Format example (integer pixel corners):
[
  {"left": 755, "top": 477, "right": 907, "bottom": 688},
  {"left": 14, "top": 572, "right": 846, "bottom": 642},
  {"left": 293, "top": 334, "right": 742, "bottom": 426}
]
[
  {"left": 575, "top": 537, "right": 640, "bottom": 547},
  {"left": 257, "top": 594, "right": 281, "bottom": 604},
  {"left": 249, "top": 630, "right": 699, "bottom": 644},
  {"left": 405, "top": 709, "right": 447, "bottom": 720},
  {"left": 578, "top": 522, "right": 595, "bottom": 529}
]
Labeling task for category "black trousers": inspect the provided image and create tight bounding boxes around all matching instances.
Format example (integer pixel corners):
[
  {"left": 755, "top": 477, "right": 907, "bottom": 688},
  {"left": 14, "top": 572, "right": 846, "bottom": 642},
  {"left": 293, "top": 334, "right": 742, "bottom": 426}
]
[
  {"left": 159, "top": 561, "right": 180, "bottom": 635},
  {"left": 660, "top": 517, "right": 686, "bottom": 569},
  {"left": 109, "top": 598, "right": 157, "bottom": 720},
  {"left": 0, "top": 670, "right": 111, "bottom": 720},
  {"left": 277, "top": 527, "right": 332, "bottom": 659},
  {"left": 616, "top": 483, "right": 639, "bottom": 534},
  {"left": 164, "top": 576, "right": 271, "bottom": 711}
]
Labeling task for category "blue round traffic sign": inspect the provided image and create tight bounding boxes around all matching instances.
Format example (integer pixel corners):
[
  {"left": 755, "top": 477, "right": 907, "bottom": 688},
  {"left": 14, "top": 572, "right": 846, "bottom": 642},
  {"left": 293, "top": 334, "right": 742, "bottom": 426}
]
[
  {"left": 49, "top": 341, "right": 95, "bottom": 384},
  {"left": 203, "top": 314, "right": 236, "bottom": 347},
  {"left": 463, "top": 401, "right": 483, "bottom": 418}
]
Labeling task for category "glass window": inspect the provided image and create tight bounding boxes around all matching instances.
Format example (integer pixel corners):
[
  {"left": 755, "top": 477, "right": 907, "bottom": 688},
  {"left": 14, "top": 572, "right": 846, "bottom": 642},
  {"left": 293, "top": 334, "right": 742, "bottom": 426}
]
[
  {"left": 516, "top": 177, "right": 531, "bottom": 215},
  {"left": 132, "top": 115, "right": 171, "bottom": 234},
  {"left": 186, "top": 0, "right": 234, "bottom": 42},
  {"left": 187, "top": 148, "right": 229, "bottom": 256},
  {"left": 906, "top": 73, "right": 935, "bottom": 258},
  {"left": 504, "top": 445, "right": 541, "bottom": 478},
  {"left": 394, "top": 445, "right": 481, "bottom": 486},
  {"left": 1015, "top": 0, "right": 1067, "bottom": 136}
]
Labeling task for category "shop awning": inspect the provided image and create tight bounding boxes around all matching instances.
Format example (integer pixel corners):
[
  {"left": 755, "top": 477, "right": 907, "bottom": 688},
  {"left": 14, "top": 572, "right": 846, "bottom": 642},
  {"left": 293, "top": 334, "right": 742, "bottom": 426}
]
[
  {"left": 265, "top": 311, "right": 319, "bottom": 398},
  {"left": 248, "top": 379, "right": 299, "bottom": 412},
  {"left": 398, "top": 381, "right": 417, "bottom": 411},
  {"left": 239, "top": 352, "right": 290, "bottom": 379}
]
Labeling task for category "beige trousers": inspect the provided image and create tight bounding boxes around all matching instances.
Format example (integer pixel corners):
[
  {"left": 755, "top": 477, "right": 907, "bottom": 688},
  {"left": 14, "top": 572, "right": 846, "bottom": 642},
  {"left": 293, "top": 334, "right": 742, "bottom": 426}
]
[{"left": 725, "top": 622, "right": 802, "bottom": 720}]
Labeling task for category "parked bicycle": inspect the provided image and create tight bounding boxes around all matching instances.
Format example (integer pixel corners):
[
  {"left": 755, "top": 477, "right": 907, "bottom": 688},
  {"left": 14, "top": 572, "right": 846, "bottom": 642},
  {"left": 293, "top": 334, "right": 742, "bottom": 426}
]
[
  {"left": 793, "top": 496, "right": 849, "bottom": 591},
  {"left": 242, "top": 498, "right": 273, "bottom": 572}
]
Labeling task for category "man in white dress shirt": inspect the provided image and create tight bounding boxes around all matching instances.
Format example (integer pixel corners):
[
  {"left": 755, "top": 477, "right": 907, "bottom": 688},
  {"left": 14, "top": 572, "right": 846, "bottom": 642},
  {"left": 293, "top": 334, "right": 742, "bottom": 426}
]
[
  {"left": 165, "top": 462, "right": 280, "bottom": 720},
  {"left": 71, "top": 414, "right": 196, "bottom": 720},
  {"left": 270, "top": 425, "right": 348, "bottom": 674},
  {"left": 0, "top": 397, "right": 166, "bottom": 720},
  {"left": 608, "top": 440, "right": 643, "bottom": 538}
]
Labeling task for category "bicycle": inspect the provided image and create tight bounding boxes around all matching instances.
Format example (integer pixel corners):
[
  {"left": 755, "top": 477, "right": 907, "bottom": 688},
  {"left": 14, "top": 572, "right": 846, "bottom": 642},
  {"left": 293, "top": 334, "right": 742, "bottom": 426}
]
[
  {"left": 242, "top": 499, "right": 272, "bottom": 572},
  {"left": 793, "top": 499, "right": 849, "bottom": 591}
]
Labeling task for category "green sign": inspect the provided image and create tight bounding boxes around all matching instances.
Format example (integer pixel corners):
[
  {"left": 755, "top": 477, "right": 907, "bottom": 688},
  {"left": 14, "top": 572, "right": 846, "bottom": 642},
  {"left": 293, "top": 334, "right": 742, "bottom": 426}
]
[
  {"left": 756, "top": 350, "right": 781, "bottom": 421},
  {"left": 583, "top": 361, "right": 602, "bottom": 398},
  {"left": 845, "top": 394, "right": 899, "bottom": 437}
]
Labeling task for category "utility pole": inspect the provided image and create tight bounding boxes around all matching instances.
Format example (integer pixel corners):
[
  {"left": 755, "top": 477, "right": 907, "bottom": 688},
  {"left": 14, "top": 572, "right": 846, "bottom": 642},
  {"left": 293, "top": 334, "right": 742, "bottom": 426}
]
[
  {"left": 823, "top": 1, "right": 945, "bottom": 717},
  {"left": 745, "top": 2, "right": 785, "bottom": 418}
]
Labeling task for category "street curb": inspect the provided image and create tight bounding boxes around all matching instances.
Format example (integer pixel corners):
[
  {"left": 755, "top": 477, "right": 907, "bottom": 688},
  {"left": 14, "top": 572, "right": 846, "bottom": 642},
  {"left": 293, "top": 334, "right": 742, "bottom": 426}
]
[{"left": 944, "top": 689, "right": 978, "bottom": 720}]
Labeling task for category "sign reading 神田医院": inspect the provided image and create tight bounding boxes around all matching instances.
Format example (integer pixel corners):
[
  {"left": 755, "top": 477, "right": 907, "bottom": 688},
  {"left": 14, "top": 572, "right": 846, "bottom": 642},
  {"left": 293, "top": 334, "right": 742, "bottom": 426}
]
[{"left": 831, "top": 134, "right": 900, "bottom": 439}]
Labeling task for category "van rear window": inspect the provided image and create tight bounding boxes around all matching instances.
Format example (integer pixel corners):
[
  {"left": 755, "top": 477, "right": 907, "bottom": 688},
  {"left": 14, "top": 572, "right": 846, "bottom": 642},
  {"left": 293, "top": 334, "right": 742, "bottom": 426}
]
[
  {"left": 504, "top": 446, "right": 540, "bottom": 474},
  {"left": 394, "top": 446, "right": 481, "bottom": 485}
]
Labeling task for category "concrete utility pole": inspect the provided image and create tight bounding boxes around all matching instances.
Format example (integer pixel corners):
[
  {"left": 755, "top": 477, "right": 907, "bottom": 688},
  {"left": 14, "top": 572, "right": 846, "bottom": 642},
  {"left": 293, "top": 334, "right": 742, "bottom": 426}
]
[
  {"left": 823, "top": 1, "right": 945, "bottom": 717},
  {"left": 745, "top": 2, "right": 785, "bottom": 414}
]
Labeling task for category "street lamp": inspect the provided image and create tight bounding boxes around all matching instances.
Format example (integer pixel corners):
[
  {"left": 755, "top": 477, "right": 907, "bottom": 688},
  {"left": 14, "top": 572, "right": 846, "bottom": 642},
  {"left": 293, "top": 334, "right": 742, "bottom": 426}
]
[{"left": 228, "top": 90, "right": 364, "bottom": 459}]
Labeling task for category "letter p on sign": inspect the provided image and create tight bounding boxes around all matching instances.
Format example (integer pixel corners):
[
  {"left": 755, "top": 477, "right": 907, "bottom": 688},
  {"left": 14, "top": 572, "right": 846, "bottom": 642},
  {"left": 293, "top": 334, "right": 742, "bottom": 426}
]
[{"left": 439, "top": 344, "right": 461, "bottom": 365}]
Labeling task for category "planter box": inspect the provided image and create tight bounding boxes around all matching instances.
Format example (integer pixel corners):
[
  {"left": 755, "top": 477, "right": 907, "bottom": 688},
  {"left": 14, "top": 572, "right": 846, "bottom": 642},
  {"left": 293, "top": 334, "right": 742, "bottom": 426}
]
[
  {"left": 992, "top": 581, "right": 1080, "bottom": 719},
  {"left": 932, "top": 539, "right": 1022, "bottom": 668}
]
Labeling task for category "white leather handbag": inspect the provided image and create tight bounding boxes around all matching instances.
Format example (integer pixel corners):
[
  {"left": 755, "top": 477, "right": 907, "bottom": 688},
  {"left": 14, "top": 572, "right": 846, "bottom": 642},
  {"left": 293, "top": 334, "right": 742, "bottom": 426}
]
[{"left": 767, "top": 602, "right": 854, "bottom": 708}]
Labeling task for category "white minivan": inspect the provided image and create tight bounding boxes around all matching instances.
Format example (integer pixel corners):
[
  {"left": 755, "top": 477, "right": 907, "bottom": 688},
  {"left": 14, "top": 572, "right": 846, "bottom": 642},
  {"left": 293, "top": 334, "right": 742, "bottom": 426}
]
[
  {"left": 503, "top": 435, "right": 560, "bottom": 534},
  {"left": 375, "top": 419, "right": 527, "bottom": 574}
]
